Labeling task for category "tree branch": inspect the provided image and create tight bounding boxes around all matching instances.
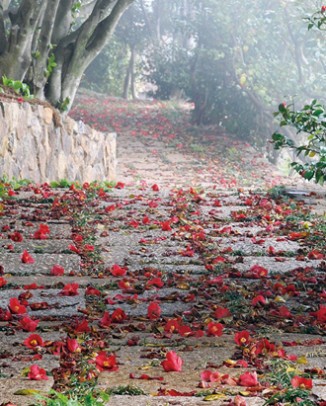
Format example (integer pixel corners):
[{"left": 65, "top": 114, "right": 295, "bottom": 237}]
[
  {"left": 0, "top": 1, "right": 7, "bottom": 55},
  {"left": 85, "top": 0, "right": 134, "bottom": 58},
  {"left": 52, "top": 0, "right": 75, "bottom": 44}
]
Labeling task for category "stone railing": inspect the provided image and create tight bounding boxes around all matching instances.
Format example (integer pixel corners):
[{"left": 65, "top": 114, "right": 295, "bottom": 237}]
[{"left": 0, "top": 100, "right": 116, "bottom": 183}]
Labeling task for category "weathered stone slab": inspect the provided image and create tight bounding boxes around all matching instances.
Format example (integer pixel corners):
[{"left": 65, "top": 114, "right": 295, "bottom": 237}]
[
  {"left": 232, "top": 256, "right": 324, "bottom": 274},
  {"left": 0, "top": 239, "right": 72, "bottom": 254},
  {"left": 0, "top": 377, "right": 54, "bottom": 406},
  {"left": 0, "top": 289, "right": 85, "bottom": 317},
  {"left": 0, "top": 253, "right": 80, "bottom": 275}
]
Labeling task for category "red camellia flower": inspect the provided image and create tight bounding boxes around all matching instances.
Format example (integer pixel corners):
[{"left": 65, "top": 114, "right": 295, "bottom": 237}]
[
  {"left": 23, "top": 334, "right": 44, "bottom": 349},
  {"left": 146, "top": 277, "right": 164, "bottom": 289},
  {"left": 234, "top": 330, "right": 251, "bottom": 346},
  {"left": 83, "top": 244, "right": 94, "bottom": 252},
  {"left": 207, "top": 322, "right": 224, "bottom": 337},
  {"left": 10, "top": 231, "right": 23, "bottom": 242},
  {"left": 251, "top": 295, "right": 266, "bottom": 306},
  {"left": 0, "top": 309, "right": 12, "bottom": 321},
  {"left": 95, "top": 351, "right": 118, "bottom": 372},
  {"left": 111, "top": 308, "right": 127, "bottom": 323},
  {"left": 50, "top": 264, "right": 65, "bottom": 276},
  {"left": 99, "top": 311, "right": 111, "bottom": 328},
  {"left": 147, "top": 301, "right": 161, "bottom": 320},
  {"left": 307, "top": 249, "right": 324, "bottom": 260},
  {"left": 315, "top": 306, "right": 326, "bottom": 323},
  {"left": 322, "top": 5, "right": 326, "bottom": 13},
  {"left": 68, "top": 244, "right": 80, "bottom": 254},
  {"left": 291, "top": 376, "right": 313, "bottom": 390},
  {"left": 164, "top": 318, "right": 181, "bottom": 334},
  {"left": 161, "top": 221, "right": 172, "bottom": 231},
  {"left": 161, "top": 351, "right": 183, "bottom": 372},
  {"left": 60, "top": 283, "right": 79, "bottom": 296},
  {"left": 8, "top": 297, "right": 27, "bottom": 314},
  {"left": 110, "top": 264, "right": 127, "bottom": 277},
  {"left": 0, "top": 277, "right": 7, "bottom": 288},
  {"left": 19, "top": 316, "right": 39, "bottom": 332},
  {"left": 152, "top": 184, "right": 160, "bottom": 191},
  {"left": 33, "top": 224, "right": 50, "bottom": 239},
  {"left": 115, "top": 181, "right": 125, "bottom": 189},
  {"left": 27, "top": 364, "right": 48, "bottom": 380},
  {"left": 238, "top": 371, "right": 259, "bottom": 387},
  {"left": 214, "top": 306, "right": 231, "bottom": 318},
  {"left": 66, "top": 338, "right": 81, "bottom": 353},
  {"left": 85, "top": 286, "right": 101, "bottom": 296},
  {"left": 21, "top": 250, "right": 35, "bottom": 264},
  {"left": 200, "top": 370, "right": 220, "bottom": 383},
  {"left": 255, "top": 338, "right": 275, "bottom": 356},
  {"left": 74, "top": 319, "right": 91, "bottom": 333},
  {"left": 249, "top": 264, "right": 268, "bottom": 278}
]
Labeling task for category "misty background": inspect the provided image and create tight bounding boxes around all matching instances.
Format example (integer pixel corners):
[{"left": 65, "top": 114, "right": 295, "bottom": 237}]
[{"left": 80, "top": 0, "right": 325, "bottom": 154}]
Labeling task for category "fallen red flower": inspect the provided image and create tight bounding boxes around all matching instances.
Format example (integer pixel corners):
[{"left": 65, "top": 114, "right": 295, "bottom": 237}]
[
  {"left": 111, "top": 308, "right": 127, "bottom": 323},
  {"left": 161, "top": 350, "right": 183, "bottom": 372},
  {"left": 21, "top": 250, "right": 35, "bottom": 264},
  {"left": 60, "top": 283, "right": 79, "bottom": 296},
  {"left": 129, "top": 373, "right": 164, "bottom": 381},
  {"left": 234, "top": 330, "right": 251, "bottom": 346},
  {"left": 109, "top": 264, "right": 127, "bottom": 277},
  {"left": 291, "top": 375, "right": 313, "bottom": 389},
  {"left": 74, "top": 319, "right": 91, "bottom": 333},
  {"left": 0, "top": 277, "right": 7, "bottom": 287},
  {"left": 95, "top": 351, "right": 118, "bottom": 372},
  {"left": 200, "top": 369, "right": 220, "bottom": 383},
  {"left": 156, "top": 388, "right": 196, "bottom": 396},
  {"left": 19, "top": 316, "right": 39, "bottom": 331},
  {"left": 23, "top": 334, "right": 44, "bottom": 349},
  {"left": 147, "top": 301, "right": 161, "bottom": 320},
  {"left": 9, "top": 231, "right": 23, "bottom": 242},
  {"left": 206, "top": 322, "right": 224, "bottom": 337},
  {"left": 307, "top": 249, "right": 324, "bottom": 260},
  {"left": 66, "top": 338, "right": 81, "bottom": 353},
  {"left": 214, "top": 306, "right": 231, "bottom": 318},
  {"left": 85, "top": 286, "right": 102, "bottom": 296},
  {"left": 8, "top": 297, "right": 27, "bottom": 314},
  {"left": 27, "top": 364, "right": 48, "bottom": 380},
  {"left": 50, "top": 264, "right": 65, "bottom": 276},
  {"left": 238, "top": 371, "right": 259, "bottom": 387}
]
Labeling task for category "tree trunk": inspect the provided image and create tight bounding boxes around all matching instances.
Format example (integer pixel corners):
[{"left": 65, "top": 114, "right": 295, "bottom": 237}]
[
  {"left": 46, "top": 0, "right": 134, "bottom": 109},
  {"left": 0, "top": 0, "right": 134, "bottom": 111},
  {"left": 130, "top": 45, "right": 136, "bottom": 99},
  {"left": 0, "top": 1, "right": 45, "bottom": 80}
]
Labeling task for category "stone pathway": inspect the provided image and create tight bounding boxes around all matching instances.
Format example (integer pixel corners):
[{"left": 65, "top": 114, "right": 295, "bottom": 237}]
[{"left": 0, "top": 97, "right": 325, "bottom": 405}]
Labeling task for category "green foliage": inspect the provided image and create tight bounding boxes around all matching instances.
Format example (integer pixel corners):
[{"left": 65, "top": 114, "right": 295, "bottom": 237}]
[
  {"left": 271, "top": 6, "right": 326, "bottom": 185},
  {"left": 1, "top": 75, "right": 32, "bottom": 98},
  {"left": 306, "top": 7, "right": 326, "bottom": 30},
  {"left": 50, "top": 179, "right": 74, "bottom": 188},
  {"left": 46, "top": 52, "right": 57, "bottom": 78},
  {"left": 83, "top": 38, "right": 129, "bottom": 96},
  {"left": 34, "top": 389, "right": 109, "bottom": 406},
  {"left": 263, "top": 359, "right": 315, "bottom": 406},
  {"left": 57, "top": 97, "right": 71, "bottom": 112},
  {"left": 272, "top": 100, "right": 326, "bottom": 185}
]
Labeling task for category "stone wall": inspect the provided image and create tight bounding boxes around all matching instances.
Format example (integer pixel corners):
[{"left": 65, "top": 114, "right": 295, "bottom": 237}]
[{"left": 0, "top": 100, "right": 116, "bottom": 183}]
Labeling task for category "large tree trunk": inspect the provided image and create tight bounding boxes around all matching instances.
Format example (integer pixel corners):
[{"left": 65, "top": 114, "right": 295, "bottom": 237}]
[
  {"left": 46, "top": 0, "right": 134, "bottom": 109},
  {"left": 0, "top": 1, "right": 45, "bottom": 80},
  {"left": 122, "top": 44, "right": 136, "bottom": 99},
  {"left": 0, "top": 0, "right": 134, "bottom": 111}
]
